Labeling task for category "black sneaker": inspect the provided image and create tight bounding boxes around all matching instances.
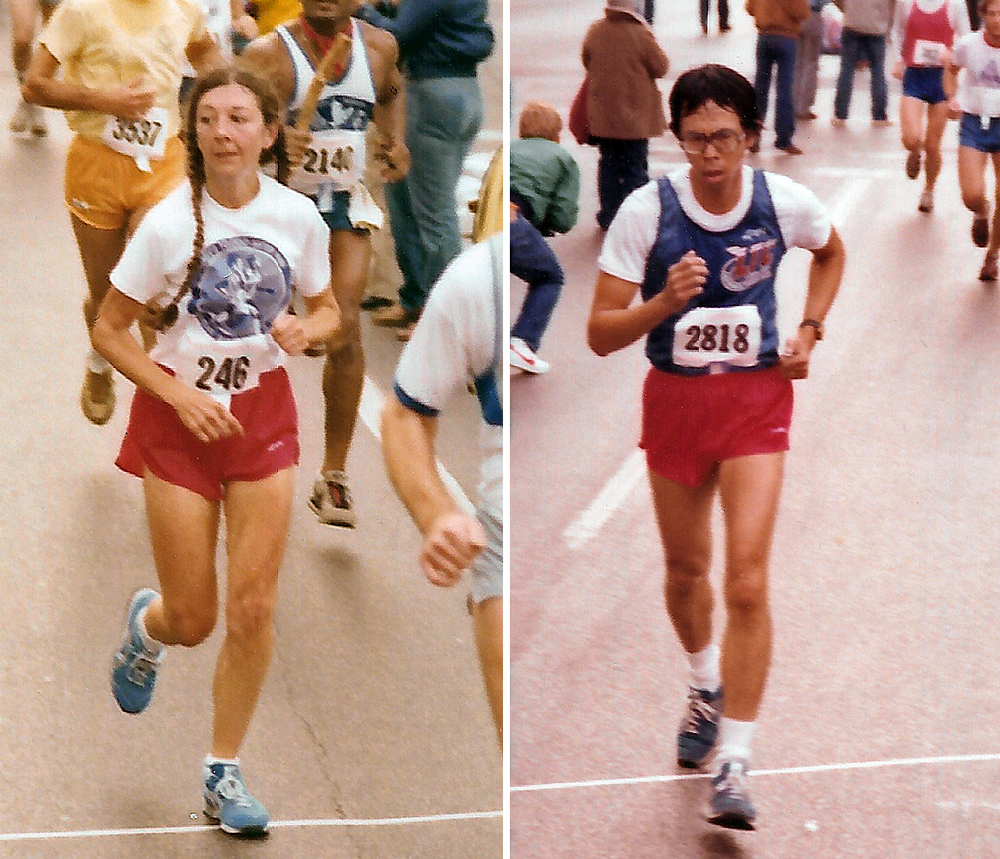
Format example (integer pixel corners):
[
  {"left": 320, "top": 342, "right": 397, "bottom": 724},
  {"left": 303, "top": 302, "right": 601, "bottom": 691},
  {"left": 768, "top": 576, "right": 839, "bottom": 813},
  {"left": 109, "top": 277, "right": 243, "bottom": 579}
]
[
  {"left": 706, "top": 758, "right": 757, "bottom": 830},
  {"left": 677, "top": 686, "right": 722, "bottom": 769}
]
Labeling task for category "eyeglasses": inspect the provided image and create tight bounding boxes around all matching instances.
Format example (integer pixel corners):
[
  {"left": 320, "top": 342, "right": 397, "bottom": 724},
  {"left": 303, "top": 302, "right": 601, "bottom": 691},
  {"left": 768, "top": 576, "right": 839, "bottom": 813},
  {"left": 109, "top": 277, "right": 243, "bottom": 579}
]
[{"left": 678, "top": 129, "right": 746, "bottom": 154}]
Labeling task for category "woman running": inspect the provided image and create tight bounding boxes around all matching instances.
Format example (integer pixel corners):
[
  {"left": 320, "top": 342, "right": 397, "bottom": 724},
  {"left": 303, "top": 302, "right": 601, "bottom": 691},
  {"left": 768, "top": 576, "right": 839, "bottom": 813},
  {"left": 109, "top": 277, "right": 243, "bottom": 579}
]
[
  {"left": 587, "top": 64, "right": 844, "bottom": 830},
  {"left": 891, "top": 0, "right": 970, "bottom": 212},
  {"left": 91, "top": 65, "right": 339, "bottom": 835},
  {"left": 947, "top": 0, "right": 1000, "bottom": 280},
  {"left": 21, "top": 0, "right": 223, "bottom": 425}
]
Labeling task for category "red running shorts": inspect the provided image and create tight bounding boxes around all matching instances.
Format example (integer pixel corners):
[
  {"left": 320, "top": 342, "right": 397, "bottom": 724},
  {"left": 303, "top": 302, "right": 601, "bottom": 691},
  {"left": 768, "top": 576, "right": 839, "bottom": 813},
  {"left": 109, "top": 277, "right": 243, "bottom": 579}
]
[
  {"left": 640, "top": 365, "right": 793, "bottom": 488},
  {"left": 116, "top": 367, "right": 299, "bottom": 501}
]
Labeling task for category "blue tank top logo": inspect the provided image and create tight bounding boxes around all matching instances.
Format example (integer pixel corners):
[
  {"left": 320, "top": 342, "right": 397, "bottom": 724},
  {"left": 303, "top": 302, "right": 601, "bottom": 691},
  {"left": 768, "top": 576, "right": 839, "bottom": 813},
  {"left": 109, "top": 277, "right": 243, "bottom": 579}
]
[
  {"left": 312, "top": 95, "right": 374, "bottom": 133},
  {"left": 721, "top": 235, "right": 779, "bottom": 293},
  {"left": 187, "top": 236, "right": 292, "bottom": 340}
]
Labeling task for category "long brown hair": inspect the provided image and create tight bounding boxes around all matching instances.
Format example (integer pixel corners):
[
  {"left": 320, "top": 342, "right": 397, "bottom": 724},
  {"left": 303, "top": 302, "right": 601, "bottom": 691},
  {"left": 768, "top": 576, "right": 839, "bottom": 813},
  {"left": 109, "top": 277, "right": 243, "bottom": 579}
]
[{"left": 146, "top": 65, "right": 290, "bottom": 331}]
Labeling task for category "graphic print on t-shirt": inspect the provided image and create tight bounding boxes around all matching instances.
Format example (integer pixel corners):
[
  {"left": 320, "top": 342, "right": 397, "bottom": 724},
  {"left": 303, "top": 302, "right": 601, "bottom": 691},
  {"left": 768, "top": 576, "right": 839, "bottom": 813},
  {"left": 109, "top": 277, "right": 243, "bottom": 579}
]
[
  {"left": 187, "top": 236, "right": 292, "bottom": 340},
  {"left": 721, "top": 229, "right": 779, "bottom": 293}
]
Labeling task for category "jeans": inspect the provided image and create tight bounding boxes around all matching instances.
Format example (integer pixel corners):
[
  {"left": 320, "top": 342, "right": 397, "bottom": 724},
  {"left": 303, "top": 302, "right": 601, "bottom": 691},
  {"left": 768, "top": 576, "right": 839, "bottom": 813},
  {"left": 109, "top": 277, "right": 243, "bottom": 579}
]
[
  {"left": 510, "top": 212, "right": 564, "bottom": 351},
  {"left": 833, "top": 29, "right": 889, "bottom": 121},
  {"left": 593, "top": 137, "right": 649, "bottom": 230},
  {"left": 385, "top": 76, "right": 483, "bottom": 313},
  {"left": 698, "top": 0, "right": 729, "bottom": 31},
  {"left": 754, "top": 33, "right": 797, "bottom": 148},
  {"left": 793, "top": 11, "right": 824, "bottom": 115}
]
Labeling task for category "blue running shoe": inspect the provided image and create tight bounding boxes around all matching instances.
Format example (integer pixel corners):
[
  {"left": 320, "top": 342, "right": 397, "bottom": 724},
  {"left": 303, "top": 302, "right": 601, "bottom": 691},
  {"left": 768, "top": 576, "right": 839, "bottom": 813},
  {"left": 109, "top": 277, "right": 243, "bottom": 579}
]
[
  {"left": 706, "top": 758, "right": 757, "bottom": 830},
  {"left": 677, "top": 686, "right": 722, "bottom": 769},
  {"left": 203, "top": 762, "right": 270, "bottom": 836},
  {"left": 111, "top": 588, "right": 164, "bottom": 714}
]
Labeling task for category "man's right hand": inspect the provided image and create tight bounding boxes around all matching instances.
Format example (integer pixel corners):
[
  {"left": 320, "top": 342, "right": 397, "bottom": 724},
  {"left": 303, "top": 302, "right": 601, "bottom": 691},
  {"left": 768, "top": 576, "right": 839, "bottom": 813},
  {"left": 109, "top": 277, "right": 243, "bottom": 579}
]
[
  {"left": 284, "top": 125, "right": 311, "bottom": 171},
  {"left": 420, "top": 512, "right": 487, "bottom": 587}
]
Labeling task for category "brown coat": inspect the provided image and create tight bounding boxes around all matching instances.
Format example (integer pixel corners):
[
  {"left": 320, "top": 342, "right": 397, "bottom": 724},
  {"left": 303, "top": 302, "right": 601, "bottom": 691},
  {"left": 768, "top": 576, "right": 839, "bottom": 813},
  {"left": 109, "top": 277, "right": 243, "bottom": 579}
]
[
  {"left": 581, "top": 13, "right": 669, "bottom": 140},
  {"left": 745, "top": 0, "right": 811, "bottom": 37}
]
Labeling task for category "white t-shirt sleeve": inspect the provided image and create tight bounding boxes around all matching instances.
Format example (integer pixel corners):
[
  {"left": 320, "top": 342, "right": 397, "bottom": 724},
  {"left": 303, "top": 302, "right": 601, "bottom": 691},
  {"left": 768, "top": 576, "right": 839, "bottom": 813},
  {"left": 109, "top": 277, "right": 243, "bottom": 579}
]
[
  {"left": 764, "top": 172, "right": 833, "bottom": 250},
  {"left": 597, "top": 180, "right": 661, "bottom": 283},
  {"left": 294, "top": 202, "right": 333, "bottom": 298},
  {"left": 110, "top": 208, "right": 169, "bottom": 306},
  {"left": 394, "top": 244, "right": 493, "bottom": 415}
]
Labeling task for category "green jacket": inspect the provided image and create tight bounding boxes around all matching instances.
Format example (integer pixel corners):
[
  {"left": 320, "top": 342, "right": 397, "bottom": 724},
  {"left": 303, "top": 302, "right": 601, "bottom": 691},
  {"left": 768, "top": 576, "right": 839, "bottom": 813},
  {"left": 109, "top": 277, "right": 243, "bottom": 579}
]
[{"left": 510, "top": 137, "right": 581, "bottom": 235}]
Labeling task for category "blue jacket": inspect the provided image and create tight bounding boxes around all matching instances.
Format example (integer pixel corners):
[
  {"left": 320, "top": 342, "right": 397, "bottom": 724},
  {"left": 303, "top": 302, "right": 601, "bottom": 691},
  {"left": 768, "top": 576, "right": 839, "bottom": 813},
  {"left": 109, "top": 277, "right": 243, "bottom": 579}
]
[{"left": 357, "top": 0, "right": 494, "bottom": 80}]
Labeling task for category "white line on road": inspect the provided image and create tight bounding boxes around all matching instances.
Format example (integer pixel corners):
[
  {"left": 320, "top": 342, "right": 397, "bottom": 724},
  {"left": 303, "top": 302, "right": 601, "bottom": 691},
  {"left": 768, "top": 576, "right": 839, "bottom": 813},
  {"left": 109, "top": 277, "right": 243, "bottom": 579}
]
[
  {"left": 562, "top": 450, "right": 645, "bottom": 551},
  {"left": 511, "top": 752, "right": 1000, "bottom": 795},
  {"left": 358, "top": 376, "right": 476, "bottom": 516},
  {"left": 0, "top": 810, "right": 503, "bottom": 843}
]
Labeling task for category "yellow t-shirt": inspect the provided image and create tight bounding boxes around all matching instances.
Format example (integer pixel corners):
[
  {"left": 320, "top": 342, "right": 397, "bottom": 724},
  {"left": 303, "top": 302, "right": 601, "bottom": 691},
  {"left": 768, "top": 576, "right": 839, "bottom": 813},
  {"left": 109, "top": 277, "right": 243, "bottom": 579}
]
[
  {"left": 40, "top": 0, "right": 209, "bottom": 139},
  {"left": 254, "top": 0, "right": 300, "bottom": 34}
]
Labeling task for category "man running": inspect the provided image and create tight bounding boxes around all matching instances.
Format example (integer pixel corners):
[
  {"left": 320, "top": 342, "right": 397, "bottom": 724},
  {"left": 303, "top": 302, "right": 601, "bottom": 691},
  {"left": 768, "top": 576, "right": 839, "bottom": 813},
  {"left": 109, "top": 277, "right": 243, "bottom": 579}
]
[{"left": 241, "top": 0, "right": 408, "bottom": 527}]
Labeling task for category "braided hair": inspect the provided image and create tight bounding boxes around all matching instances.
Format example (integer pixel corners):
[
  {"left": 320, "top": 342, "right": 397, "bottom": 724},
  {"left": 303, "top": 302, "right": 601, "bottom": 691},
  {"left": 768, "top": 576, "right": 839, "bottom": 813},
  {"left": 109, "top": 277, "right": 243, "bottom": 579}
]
[{"left": 147, "top": 64, "right": 290, "bottom": 331}]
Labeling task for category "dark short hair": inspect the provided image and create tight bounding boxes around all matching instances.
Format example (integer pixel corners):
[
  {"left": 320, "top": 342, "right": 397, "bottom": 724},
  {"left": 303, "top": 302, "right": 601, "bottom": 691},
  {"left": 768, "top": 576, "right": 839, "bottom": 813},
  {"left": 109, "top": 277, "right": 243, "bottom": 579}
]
[{"left": 668, "top": 64, "right": 763, "bottom": 138}]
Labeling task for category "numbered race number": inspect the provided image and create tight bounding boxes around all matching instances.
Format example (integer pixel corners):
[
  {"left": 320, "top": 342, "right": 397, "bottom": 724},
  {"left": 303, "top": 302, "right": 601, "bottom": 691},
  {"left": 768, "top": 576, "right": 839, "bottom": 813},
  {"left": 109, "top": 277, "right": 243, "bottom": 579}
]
[
  {"left": 176, "top": 348, "right": 263, "bottom": 409},
  {"left": 981, "top": 88, "right": 1000, "bottom": 122},
  {"left": 293, "top": 129, "right": 365, "bottom": 193},
  {"left": 102, "top": 107, "right": 168, "bottom": 166},
  {"left": 672, "top": 305, "right": 763, "bottom": 370},
  {"left": 912, "top": 39, "right": 946, "bottom": 67}
]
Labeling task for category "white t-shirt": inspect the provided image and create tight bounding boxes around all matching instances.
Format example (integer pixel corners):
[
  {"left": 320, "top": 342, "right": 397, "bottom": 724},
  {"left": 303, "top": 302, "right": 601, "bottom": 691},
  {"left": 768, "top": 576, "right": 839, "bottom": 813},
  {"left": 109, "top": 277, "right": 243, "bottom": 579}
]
[
  {"left": 111, "top": 174, "right": 331, "bottom": 405},
  {"left": 393, "top": 235, "right": 503, "bottom": 521},
  {"left": 598, "top": 165, "right": 831, "bottom": 284},
  {"left": 952, "top": 31, "right": 1000, "bottom": 116}
]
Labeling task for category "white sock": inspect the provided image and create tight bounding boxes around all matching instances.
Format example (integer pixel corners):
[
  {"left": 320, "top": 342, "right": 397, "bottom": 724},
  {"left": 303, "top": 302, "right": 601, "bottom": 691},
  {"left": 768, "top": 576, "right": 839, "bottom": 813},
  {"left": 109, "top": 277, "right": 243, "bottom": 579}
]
[
  {"left": 205, "top": 755, "right": 240, "bottom": 767},
  {"left": 686, "top": 643, "right": 720, "bottom": 692},
  {"left": 135, "top": 606, "right": 164, "bottom": 657},
  {"left": 717, "top": 717, "right": 756, "bottom": 765},
  {"left": 86, "top": 348, "right": 111, "bottom": 374}
]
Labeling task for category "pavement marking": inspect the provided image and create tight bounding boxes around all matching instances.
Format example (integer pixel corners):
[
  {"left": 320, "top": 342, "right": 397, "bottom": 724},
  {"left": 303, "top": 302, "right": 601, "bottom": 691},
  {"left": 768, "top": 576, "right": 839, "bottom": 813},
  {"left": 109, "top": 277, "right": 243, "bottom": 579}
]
[
  {"left": 511, "top": 752, "right": 1000, "bottom": 794},
  {"left": 563, "top": 449, "right": 645, "bottom": 551},
  {"left": 358, "top": 376, "right": 476, "bottom": 516},
  {"left": 0, "top": 810, "right": 503, "bottom": 843}
]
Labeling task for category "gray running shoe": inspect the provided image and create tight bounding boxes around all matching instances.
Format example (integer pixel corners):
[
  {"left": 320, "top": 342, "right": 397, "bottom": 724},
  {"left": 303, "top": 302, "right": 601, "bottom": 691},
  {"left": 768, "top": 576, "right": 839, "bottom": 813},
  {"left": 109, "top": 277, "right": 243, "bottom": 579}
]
[
  {"left": 308, "top": 471, "right": 356, "bottom": 528},
  {"left": 677, "top": 686, "right": 722, "bottom": 769},
  {"left": 706, "top": 758, "right": 757, "bottom": 830}
]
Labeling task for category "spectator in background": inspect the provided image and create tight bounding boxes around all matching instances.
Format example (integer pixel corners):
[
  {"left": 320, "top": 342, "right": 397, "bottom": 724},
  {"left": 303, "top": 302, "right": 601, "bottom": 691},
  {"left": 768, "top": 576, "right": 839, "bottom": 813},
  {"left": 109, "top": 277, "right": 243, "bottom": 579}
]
[
  {"left": 794, "top": 0, "right": 830, "bottom": 119},
  {"left": 831, "top": 0, "right": 897, "bottom": 126},
  {"left": 746, "top": 0, "right": 811, "bottom": 153},
  {"left": 701, "top": 0, "right": 732, "bottom": 33},
  {"left": 509, "top": 101, "right": 580, "bottom": 375},
  {"left": 358, "top": 0, "right": 495, "bottom": 341},
  {"left": 582, "top": 0, "right": 669, "bottom": 230}
]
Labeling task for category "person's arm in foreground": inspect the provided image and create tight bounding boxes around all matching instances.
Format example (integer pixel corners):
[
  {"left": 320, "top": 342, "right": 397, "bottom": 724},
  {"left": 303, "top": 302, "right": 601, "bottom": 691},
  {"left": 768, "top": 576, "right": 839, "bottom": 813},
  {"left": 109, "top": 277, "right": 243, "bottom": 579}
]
[{"left": 381, "top": 401, "right": 485, "bottom": 586}]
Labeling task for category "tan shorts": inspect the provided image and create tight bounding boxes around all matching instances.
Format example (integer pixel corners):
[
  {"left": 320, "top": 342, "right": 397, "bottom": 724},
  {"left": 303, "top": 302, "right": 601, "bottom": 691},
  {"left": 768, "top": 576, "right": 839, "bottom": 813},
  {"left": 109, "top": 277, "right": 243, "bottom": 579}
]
[{"left": 64, "top": 134, "right": 185, "bottom": 230}]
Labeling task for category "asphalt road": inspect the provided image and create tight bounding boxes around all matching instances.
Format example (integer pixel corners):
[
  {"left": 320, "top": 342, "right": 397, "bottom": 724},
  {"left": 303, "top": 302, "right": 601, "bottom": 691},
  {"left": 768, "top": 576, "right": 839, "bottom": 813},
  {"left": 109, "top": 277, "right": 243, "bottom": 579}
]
[
  {"left": 511, "top": 1, "right": 1000, "bottom": 857},
  {"left": 0, "top": 4, "right": 503, "bottom": 857}
]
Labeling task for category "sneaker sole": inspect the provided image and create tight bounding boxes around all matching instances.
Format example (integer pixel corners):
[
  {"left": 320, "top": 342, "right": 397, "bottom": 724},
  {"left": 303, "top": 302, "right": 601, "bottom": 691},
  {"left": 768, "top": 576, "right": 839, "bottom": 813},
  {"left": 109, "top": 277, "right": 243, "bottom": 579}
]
[
  {"left": 307, "top": 495, "right": 357, "bottom": 528},
  {"left": 706, "top": 809, "right": 756, "bottom": 831},
  {"left": 203, "top": 807, "right": 269, "bottom": 836}
]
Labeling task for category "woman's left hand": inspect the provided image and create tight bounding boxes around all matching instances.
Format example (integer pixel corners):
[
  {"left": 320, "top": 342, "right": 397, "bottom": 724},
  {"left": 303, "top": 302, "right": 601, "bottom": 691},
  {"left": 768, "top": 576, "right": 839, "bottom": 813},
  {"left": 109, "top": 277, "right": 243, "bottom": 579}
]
[
  {"left": 270, "top": 312, "right": 312, "bottom": 356},
  {"left": 778, "top": 333, "right": 814, "bottom": 379}
]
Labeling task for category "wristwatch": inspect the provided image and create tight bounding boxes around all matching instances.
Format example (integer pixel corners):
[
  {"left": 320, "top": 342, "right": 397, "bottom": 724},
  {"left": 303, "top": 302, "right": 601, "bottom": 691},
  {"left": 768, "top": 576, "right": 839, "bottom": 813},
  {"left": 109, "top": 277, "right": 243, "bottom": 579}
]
[{"left": 799, "top": 318, "right": 824, "bottom": 341}]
